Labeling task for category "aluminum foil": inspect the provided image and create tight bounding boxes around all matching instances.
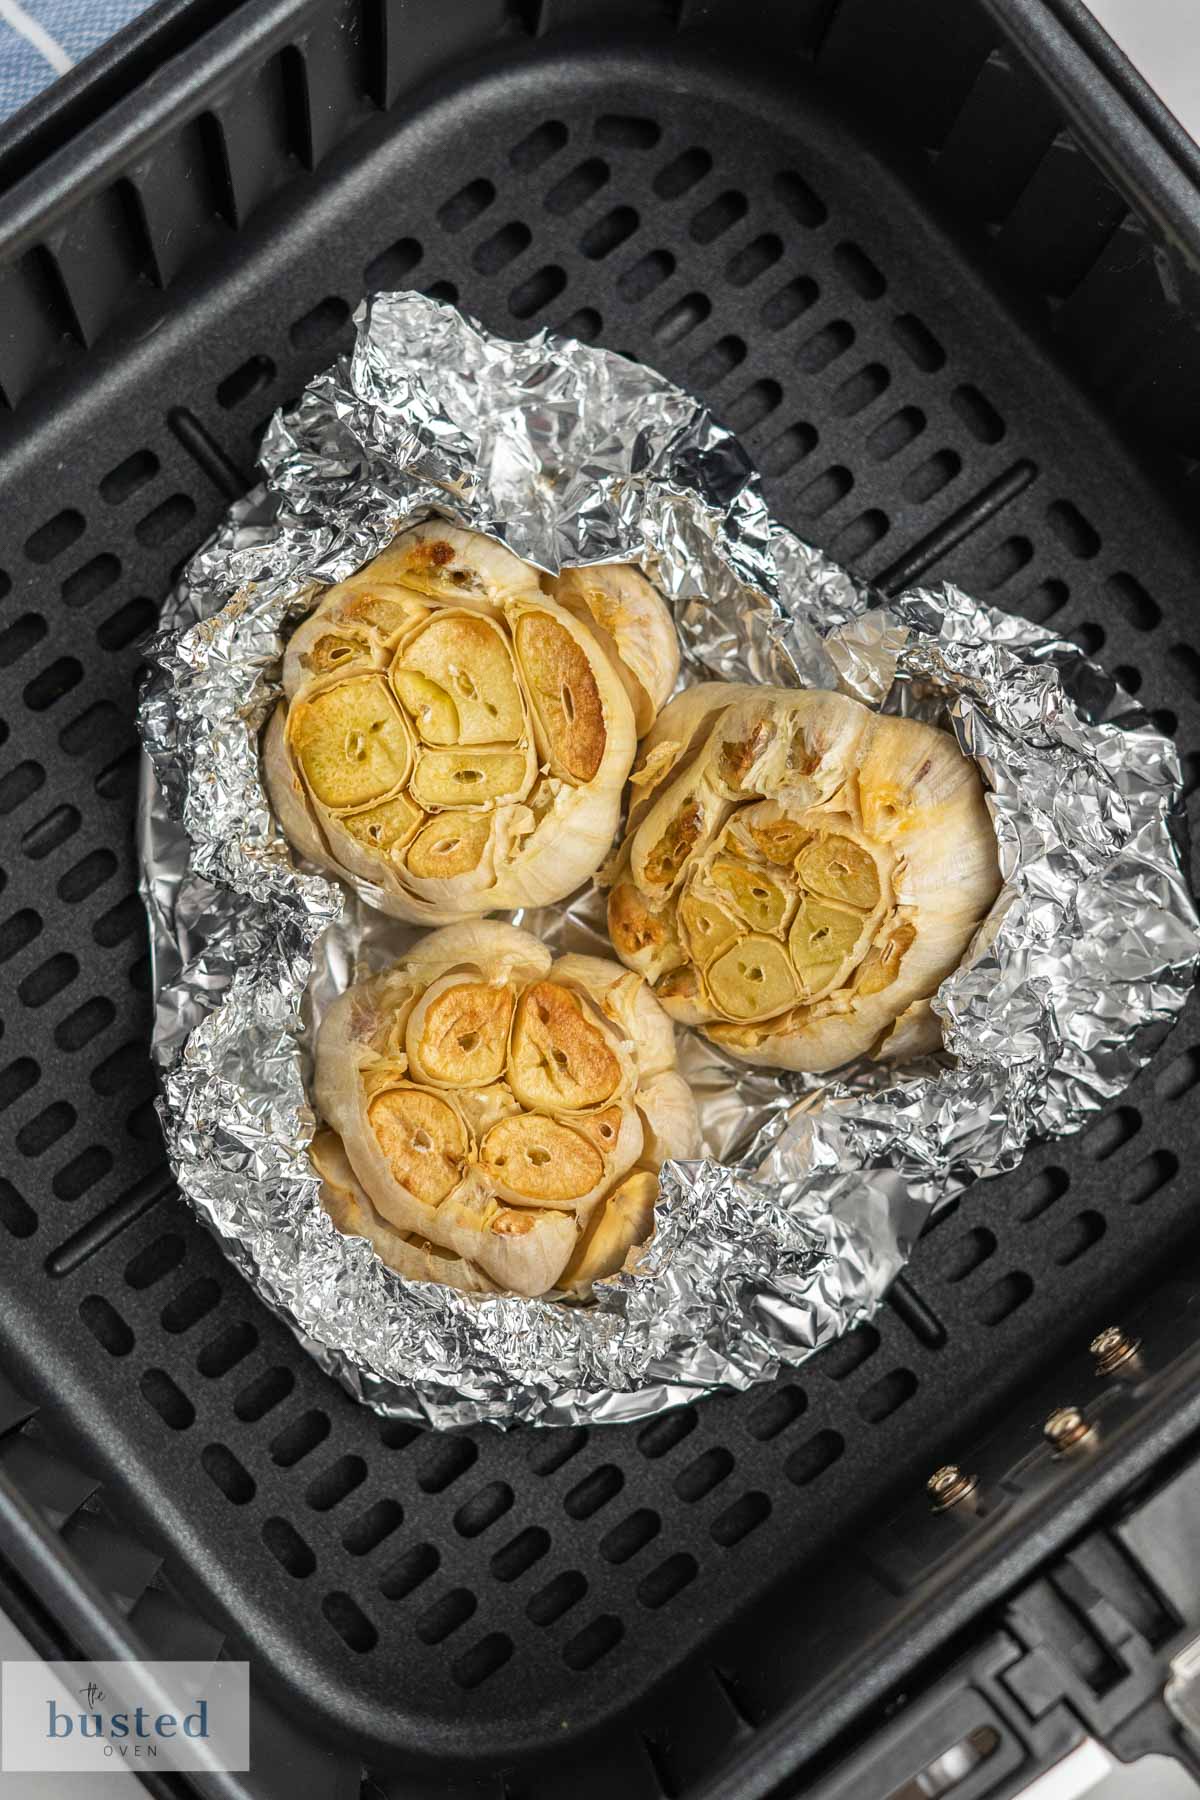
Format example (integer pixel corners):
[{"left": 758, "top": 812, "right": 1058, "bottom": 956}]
[{"left": 138, "top": 292, "right": 1200, "bottom": 1428}]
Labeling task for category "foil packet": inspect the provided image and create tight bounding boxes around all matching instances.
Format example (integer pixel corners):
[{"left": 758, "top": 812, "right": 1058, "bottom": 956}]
[{"left": 137, "top": 292, "right": 1200, "bottom": 1428}]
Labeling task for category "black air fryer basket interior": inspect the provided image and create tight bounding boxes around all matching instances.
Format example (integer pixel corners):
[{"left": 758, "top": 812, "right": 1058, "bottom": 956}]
[{"left": 1, "top": 2, "right": 1199, "bottom": 1796}]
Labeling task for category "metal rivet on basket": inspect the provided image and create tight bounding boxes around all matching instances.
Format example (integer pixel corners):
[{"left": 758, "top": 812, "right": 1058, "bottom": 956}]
[
  {"left": 927, "top": 1464, "right": 978, "bottom": 1511},
  {"left": 1043, "top": 1406, "right": 1094, "bottom": 1453},
  {"left": 1090, "top": 1325, "right": 1141, "bottom": 1377}
]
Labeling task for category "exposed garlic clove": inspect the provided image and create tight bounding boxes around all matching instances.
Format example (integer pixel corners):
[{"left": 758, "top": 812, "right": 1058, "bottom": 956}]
[
  {"left": 795, "top": 831, "right": 881, "bottom": 909},
  {"left": 548, "top": 952, "right": 679, "bottom": 1079},
  {"left": 281, "top": 580, "right": 426, "bottom": 699},
  {"left": 743, "top": 804, "right": 809, "bottom": 866},
  {"left": 678, "top": 890, "right": 740, "bottom": 967},
  {"left": 568, "top": 1103, "right": 625, "bottom": 1155},
  {"left": 396, "top": 611, "right": 524, "bottom": 744},
  {"left": 322, "top": 790, "right": 423, "bottom": 882},
  {"left": 558, "top": 1170, "right": 661, "bottom": 1298},
  {"left": 288, "top": 673, "right": 413, "bottom": 811},
  {"left": 310, "top": 1130, "right": 494, "bottom": 1291},
  {"left": 508, "top": 979, "right": 623, "bottom": 1111},
  {"left": 405, "top": 974, "right": 514, "bottom": 1088},
  {"left": 262, "top": 703, "right": 334, "bottom": 872},
  {"left": 513, "top": 609, "right": 607, "bottom": 781},
  {"left": 707, "top": 933, "right": 801, "bottom": 1021},
  {"left": 405, "top": 811, "right": 492, "bottom": 882},
  {"left": 569, "top": 1102, "right": 644, "bottom": 1175},
  {"left": 630, "top": 772, "right": 731, "bottom": 901},
  {"left": 853, "top": 920, "right": 917, "bottom": 997},
  {"left": 391, "top": 668, "right": 459, "bottom": 746},
  {"left": 787, "top": 893, "right": 870, "bottom": 997},
  {"left": 287, "top": 623, "right": 377, "bottom": 684},
  {"left": 480, "top": 1114, "right": 606, "bottom": 1209},
  {"left": 333, "top": 586, "right": 431, "bottom": 640},
  {"left": 367, "top": 1084, "right": 467, "bottom": 1209},
  {"left": 409, "top": 745, "right": 532, "bottom": 809},
  {"left": 651, "top": 962, "right": 710, "bottom": 1028},
  {"left": 709, "top": 857, "right": 793, "bottom": 932},
  {"left": 551, "top": 563, "right": 680, "bottom": 735},
  {"left": 607, "top": 876, "right": 685, "bottom": 982}
]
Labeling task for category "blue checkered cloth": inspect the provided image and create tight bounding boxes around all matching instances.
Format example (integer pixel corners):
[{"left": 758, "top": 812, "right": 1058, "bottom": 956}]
[{"left": 0, "top": 0, "right": 154, "bottom": 124}]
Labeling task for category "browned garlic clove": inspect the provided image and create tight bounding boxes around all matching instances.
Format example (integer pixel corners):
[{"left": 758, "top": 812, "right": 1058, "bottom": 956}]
[
  {"left": 550, "top": 563, "right": 681, "bottom": 736},
  {"left": 557, "top": 1170, "right": 662, "bottom": 1298},
  {"left": 310, "top": 1129, "right": 495, "bottom": 1291}
]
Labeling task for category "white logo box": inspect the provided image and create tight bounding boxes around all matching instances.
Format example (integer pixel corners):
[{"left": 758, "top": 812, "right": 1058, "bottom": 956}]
[{"left": 2, "top": 1659, "right": 250, "bottom": 1774}]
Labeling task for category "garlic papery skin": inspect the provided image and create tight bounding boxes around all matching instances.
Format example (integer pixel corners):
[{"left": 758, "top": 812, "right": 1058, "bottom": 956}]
[
  {"left": 607, "top": 683, "right": 1002, "bottom": 1073},
  {"left": 264, "top": 523, "right": 679, "bottom": 922},
  {"left": 313, "top": 921, "right": 700, "bottom": 1297}
]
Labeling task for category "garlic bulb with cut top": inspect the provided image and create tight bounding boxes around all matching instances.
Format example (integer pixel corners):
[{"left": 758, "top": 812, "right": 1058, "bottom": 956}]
[
  {"left": 312, "top": 922, "right": 701, "bottom": 1298},
  {"left": 263, "top": 523, "right": 678, "bottom": 922},
  {"left": 606, "top": 683, "right": 1002, "bottom": 1073}
]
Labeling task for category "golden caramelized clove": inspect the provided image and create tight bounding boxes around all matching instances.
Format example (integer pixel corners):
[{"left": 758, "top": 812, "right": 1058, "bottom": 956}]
[
  {"left": 288, "top": 674, "right": 412, "bottom": 810},
  {"left": 514, "top": 609, "right": 607, "bottom": 782},
  {"left": 508, "top": 980, "right": 622, "bottom": 1111},
  {"left": 558, "top": 1170, "right": 661, "bottom": 1298},
  {"left": 480, "top": 1114, "right": 605, "bottom": 1205},
  {"left": 550, "top": 563, "right": 681, "bottom": 736},
  {"left": 311, "top": 1130, "right": 496, "bottom": 1291},
  {"left": 366, "top": 1086, "right": 466, "bottom": 1205},
  {"left": 406, "top": 979, "right": 513, "bottom": 1087}
]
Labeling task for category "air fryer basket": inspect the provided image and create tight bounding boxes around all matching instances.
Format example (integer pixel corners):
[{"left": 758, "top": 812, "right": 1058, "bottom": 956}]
[{"left": 1, "top": 2, "right": 1199, "bottom": 1795}]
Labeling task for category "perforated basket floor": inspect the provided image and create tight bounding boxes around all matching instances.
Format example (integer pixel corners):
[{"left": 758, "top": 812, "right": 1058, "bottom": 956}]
[{"left": 1, "top": 13, "right": 1199, "bottom": 1794}]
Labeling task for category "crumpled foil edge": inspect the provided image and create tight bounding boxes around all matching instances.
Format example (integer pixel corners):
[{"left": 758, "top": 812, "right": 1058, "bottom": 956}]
[{"left": 137, "top": 292, "right": 1200, "bottom": 1427}]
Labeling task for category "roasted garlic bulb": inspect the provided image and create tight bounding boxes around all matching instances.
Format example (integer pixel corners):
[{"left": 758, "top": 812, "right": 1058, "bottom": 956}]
[
  {"left": 312, "top": 921, "right": 701, "bottom": 1298},
  {"left": 606, "top": 683, "right": 1001, "bottom": 1072},
  {"left": 263, "top": 525, "right": 678, "bottom": 922}
]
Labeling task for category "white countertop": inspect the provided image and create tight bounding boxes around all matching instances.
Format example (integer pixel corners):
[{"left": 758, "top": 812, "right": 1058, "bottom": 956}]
[{"left": 1086, "top": 0, "right": 1200, "bottom": 139}]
